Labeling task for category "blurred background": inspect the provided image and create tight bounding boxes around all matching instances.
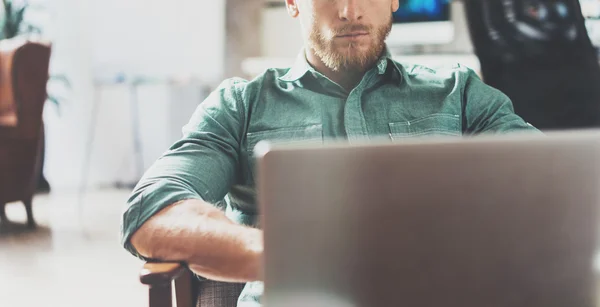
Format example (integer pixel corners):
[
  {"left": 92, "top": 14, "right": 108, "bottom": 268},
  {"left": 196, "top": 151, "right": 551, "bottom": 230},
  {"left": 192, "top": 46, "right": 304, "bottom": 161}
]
[
  {"left": 30, "top": 0, "right": 600, "bottom": 191},
  {"left": 2, "top": 0, "right": 600, "bottom": 306}
]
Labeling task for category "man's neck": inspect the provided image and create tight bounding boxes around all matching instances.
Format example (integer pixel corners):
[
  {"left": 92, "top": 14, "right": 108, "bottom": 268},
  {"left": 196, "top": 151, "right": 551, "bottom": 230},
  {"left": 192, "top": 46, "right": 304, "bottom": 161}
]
[{"left": 305, "top": 49, "right": 368, "bottom": 92}]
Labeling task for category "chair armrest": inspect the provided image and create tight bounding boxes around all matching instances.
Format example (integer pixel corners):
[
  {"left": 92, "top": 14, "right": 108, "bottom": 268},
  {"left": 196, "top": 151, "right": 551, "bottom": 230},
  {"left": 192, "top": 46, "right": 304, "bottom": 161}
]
[
  {"left": 140, "top": 262, "right": 188, "bottom": 285},
  {"left": 140, "top": 262, "right": 196, "bottom": 307}
]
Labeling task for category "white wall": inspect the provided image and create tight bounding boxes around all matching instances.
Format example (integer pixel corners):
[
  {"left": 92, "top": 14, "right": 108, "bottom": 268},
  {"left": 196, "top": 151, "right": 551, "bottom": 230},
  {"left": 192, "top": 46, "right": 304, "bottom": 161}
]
[
  {"left": 89, "top": 0, "right": 225, "bottom": 81},
  {"left": 261, "top": 6, "right": 304, "bottom": 58},
  {"left": 42, "top": 0, "right": 225, "bottom": 189}
]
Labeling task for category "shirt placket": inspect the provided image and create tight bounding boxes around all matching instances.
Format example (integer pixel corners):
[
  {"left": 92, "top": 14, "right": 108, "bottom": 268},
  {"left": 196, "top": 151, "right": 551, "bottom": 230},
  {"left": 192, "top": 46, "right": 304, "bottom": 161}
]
[{"left": 344, "top": 71, "right": 376, "bottom": 143}]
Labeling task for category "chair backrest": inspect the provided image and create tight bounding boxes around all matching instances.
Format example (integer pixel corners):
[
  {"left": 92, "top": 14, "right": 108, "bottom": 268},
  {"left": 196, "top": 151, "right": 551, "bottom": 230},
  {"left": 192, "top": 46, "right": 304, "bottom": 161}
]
[
  {"left": 464, "top": 0, "right": 600, "bottom": 130},
  {"left": 0, "top": 37, "right": 51, "bottom": 138}
]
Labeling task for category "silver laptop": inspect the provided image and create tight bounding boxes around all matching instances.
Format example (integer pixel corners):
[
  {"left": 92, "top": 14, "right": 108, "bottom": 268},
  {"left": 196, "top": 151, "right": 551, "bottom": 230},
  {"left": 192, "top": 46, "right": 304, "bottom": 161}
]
[{"left": 255, "top": 131, "right": 600, "bottom": 307}]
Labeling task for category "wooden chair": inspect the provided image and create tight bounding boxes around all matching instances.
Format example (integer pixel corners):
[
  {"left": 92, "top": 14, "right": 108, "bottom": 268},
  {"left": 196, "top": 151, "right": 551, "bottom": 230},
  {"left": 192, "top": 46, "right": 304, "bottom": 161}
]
[
  {"left": 140, "top": 262, "right": 245, "bottom": 307},
  {"left": 0, "top": 37, "right": 52, "bottom": 227}
]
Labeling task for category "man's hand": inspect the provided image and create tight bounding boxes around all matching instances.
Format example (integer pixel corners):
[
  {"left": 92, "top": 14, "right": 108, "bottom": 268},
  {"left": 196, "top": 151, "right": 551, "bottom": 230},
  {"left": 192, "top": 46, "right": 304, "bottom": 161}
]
[{"left": 130, "top": 199, "right": 263, "bottom": 283}]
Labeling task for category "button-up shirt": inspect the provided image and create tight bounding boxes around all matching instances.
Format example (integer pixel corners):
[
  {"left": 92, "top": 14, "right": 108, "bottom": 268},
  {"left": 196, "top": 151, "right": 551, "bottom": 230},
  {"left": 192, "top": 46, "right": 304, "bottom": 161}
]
[{"left": 121, "top": 50, "right": 539, "bottom": 306}]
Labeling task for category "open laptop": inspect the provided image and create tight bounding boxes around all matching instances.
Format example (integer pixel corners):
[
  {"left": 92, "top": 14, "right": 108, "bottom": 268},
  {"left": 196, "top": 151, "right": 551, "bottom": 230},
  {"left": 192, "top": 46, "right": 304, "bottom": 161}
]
[{"left": 255, "top": 131, "right": 600, "bottom": 307}]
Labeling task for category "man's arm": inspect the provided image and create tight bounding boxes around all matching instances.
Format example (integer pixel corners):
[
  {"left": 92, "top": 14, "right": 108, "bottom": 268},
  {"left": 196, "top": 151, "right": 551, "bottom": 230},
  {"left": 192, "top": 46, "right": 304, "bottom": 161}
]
[
  {"left": 130, "top": 199, "right": 262, "bottom": 282},
  {"left": 120, "top": 78, "right": 261, "bottom": 282},
  {"left": 461, "top": 68, "right": 541, "bottom": 134}
]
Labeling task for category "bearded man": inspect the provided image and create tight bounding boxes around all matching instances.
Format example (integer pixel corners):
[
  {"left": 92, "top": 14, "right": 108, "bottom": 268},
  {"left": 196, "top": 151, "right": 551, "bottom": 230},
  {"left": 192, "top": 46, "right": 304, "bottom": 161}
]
[{"left": 120, "top": 1, "right": 539, "bottom": 306}]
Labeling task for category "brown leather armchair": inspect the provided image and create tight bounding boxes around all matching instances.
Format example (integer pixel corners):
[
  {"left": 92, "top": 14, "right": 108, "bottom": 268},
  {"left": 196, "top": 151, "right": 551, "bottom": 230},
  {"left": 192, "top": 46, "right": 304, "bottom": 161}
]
[
  {"left": 140, "top": 262, "right": 244, "bottom": 307},
  {"left": 0, "top": 37, "right": 52, "bottom": 227}
]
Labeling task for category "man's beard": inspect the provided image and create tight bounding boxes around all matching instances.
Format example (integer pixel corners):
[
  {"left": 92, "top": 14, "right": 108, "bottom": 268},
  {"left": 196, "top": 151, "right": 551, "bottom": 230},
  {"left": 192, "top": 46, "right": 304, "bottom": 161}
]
[{"left": 308, "top": 18, "right": 392, "bottom": 73}]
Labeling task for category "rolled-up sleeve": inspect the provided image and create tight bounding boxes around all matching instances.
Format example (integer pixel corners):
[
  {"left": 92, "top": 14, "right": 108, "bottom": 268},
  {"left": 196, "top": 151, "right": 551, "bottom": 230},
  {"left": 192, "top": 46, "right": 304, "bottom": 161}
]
[
  {"left": 462, "top": 69, "right": 541, "bottom": 134},
  {"left": 120, "top": 78, "right": 247, "bottom": 258}
]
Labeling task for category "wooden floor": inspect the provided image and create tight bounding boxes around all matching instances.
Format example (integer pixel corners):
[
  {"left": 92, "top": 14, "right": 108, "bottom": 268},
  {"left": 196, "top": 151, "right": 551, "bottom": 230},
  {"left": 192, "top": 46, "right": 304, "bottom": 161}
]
[{"left": 0, "top": 189, "right": 148, "bottom": 307}]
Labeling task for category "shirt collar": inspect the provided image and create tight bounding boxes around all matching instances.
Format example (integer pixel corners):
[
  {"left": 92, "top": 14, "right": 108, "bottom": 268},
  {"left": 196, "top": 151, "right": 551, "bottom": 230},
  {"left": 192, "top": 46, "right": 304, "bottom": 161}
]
[
  {"left": 278, "top": 47, "right": 403, "bottom": 82},
  {"left": 278, "top": 50, "right": 314, "bottom": 82}
]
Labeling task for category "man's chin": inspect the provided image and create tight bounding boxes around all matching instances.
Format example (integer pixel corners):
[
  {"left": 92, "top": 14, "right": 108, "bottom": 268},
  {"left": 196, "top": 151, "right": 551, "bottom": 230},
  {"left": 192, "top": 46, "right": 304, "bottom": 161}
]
[
  {"left": 336, "top": 43, "right": 370, "bottom": 55},
  {"left": 337, "top": 49, "right": 379, "bottom": 70},
  {"left": 314, "top": 42, "right": 383, "bottom": 72}
]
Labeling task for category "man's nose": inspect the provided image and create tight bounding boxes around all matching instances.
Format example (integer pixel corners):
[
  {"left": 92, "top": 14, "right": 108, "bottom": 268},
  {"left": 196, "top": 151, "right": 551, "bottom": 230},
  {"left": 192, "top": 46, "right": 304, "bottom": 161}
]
[{"left": 339, "top": 0, "right": 364, "bottom": 22}]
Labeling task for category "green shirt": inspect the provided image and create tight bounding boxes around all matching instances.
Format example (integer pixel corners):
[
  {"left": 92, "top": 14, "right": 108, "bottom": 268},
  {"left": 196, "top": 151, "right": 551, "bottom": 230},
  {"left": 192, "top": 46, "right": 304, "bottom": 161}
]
[{"left": 120, "top": 50, "right": 539, "bottom": 306}]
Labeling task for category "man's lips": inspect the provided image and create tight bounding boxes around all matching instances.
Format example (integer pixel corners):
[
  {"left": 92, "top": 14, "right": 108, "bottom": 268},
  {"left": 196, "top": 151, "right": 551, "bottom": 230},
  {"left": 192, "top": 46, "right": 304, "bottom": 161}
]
[{"left": 336, "top": 31, "right": 369, "bottom": 38}]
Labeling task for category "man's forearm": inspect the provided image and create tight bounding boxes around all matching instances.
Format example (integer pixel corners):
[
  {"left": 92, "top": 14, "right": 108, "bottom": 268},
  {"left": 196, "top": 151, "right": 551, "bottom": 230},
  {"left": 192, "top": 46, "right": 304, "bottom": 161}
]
[{"left": 130, "top": 199, "right": 263, "bottom": 283}]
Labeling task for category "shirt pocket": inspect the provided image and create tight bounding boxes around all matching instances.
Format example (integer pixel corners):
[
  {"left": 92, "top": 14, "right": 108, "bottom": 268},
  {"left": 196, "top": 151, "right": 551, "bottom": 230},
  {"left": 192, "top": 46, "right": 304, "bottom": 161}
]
[
  {"left": 388, "top": 114, "right": 462, "bottom": 140},
  {"left": 246, "top": 124, "right": 323, "bottom": 179}
]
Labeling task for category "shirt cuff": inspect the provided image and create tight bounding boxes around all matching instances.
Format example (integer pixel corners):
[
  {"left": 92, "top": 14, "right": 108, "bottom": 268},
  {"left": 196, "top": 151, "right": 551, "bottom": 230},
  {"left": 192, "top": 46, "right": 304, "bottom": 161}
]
[{"left": 120, "top": 179, "right": 203, "bottom": 259}]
